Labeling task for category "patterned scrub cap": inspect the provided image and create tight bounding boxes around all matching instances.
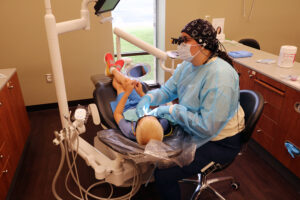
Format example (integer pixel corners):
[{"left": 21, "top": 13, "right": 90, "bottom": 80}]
[{"left": 181, "top": 19, "right": 219, "bottom": 53}]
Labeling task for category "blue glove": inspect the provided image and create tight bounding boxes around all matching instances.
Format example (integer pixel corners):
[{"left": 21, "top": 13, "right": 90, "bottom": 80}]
[
  {"left": 148, "top": 105, "right": 170, "bottom": 118},
  {"left": 285, "top": 141, "right": 300, "bottom": 159},
  {"left": 136, "top": 95, "right": 151, "bottom": 117},
  {"left": 228, "top": 50, "right": 253, "bottom": 58}
]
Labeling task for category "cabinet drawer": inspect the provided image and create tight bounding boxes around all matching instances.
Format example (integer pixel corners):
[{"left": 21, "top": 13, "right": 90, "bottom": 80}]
[
  {"left": 262, "top": 101, "right": 281, "bottom": 123},
  {"left": 255, "top": 73, "right": 286, "bottom": 92},
  {"left": 0, "top": 157, "right": 13, "bottom": 200},
  {"left": 0, "top": 142, "right": 9, "bottom": 171},
  {"left": 253, "top": 78, "right": 285, "bottom": 113},
  {"left": 252, "top": 126, "right": 273, "bottom": 153},
  {"left": 252, "top": 114, "right": 278, "bottom": 153},
  {"left": 0, "top": 86, "right": 11, "bottom": 142}
]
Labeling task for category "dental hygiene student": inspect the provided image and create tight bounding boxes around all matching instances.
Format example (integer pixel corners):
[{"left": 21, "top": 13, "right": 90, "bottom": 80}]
[{"left": 136, "top": 18, "right": 245, "bottom": 200}]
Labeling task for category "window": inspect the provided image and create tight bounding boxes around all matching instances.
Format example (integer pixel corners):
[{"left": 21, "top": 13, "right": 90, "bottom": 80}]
[{"left": 112, "top": 0, "right": 156, "bottom": 83}]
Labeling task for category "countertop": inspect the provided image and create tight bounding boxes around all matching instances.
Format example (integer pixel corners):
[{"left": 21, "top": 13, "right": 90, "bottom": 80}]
[
  {"left": 0, "top": 68, "right": 16, "bottom": 91},
  {"left": 223, "top": 41, "right": 300, "bottom": 91}
]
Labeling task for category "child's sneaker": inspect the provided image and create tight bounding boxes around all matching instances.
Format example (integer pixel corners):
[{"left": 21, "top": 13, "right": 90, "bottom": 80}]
[
  {"left": 114, "top": 59, "right": 125, "bottom": 71},
  {"left": 104, "top": 53, "right": 115, "bottom": 76}
]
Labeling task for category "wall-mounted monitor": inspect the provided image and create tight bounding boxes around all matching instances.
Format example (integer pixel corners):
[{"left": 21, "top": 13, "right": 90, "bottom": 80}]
[{"left": 94, "top": 0, "right": 121, "bottom": 15}]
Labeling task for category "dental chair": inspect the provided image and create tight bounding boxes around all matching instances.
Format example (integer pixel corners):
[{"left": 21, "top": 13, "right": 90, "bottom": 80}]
[
  {"left": 90, "top": 74, "right": 196, "bottom": 189},
  {"left": 89, "top": 74, "right": 154, "bottom": 187},
  {"left": 182, "top": 90, "right": 264, "bottom": 200}
]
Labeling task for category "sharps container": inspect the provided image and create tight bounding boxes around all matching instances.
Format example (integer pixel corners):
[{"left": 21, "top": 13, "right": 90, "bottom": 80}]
[{"left": 277, "top": 45, "right": 297, "bottom": 68}]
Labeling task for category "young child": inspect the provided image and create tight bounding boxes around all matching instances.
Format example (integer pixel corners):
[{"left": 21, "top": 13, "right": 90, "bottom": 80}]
[{"left": 105, "top": 53, "right": 171, "bottom": 145}]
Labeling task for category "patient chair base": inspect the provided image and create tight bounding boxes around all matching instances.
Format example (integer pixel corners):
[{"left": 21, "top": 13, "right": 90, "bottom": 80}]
[{"left": 94, "top": 136, "right": 155, "bottom": 187}]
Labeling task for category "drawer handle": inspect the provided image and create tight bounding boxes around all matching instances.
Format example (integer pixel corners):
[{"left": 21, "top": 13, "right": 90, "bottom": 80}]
[
  {"left": 264, "top": 101, "right": 268, "bottom": 105},
  {"left": 0, "top": 154, "right": 3, "bottom": 159},
  {"left": 254, "top": 79, "right": 285, "bottom": 96},
  {"left": 2, "top": 169, "right": 8, "bottom": 174},
  {"left": 7, "top": 81, "right": 14, "bottom": 89},
  {"left": 295, "top": 102, "right": 300, "bottom": 114},
  {"left": 0, "top": 102, "right": 2, "bottom": 106},
  {"left": 256, "top": 129, "right": 262, "bottom": 133},
  {"left": 284, "top": 141, "right": 300, "bottom": 158}
]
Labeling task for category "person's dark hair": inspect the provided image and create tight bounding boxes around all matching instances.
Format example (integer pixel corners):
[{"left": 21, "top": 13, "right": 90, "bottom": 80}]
[
  {"left": 215, "top": 48, "right": 233, "bottom": 66},
  {"left": 181, "top": 18, "right": 233, "bottom": 66}
]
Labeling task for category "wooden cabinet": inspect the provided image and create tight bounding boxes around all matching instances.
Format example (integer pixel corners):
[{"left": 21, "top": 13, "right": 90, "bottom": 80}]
[
  {"left": 0, "top": 71, "right": 30, "bottom": 199},
  {"left": 275, "top": 87, "right": 300, "bottom": 177},
  {"left": 234, "top": 62, "right": 300, "bottom": 178},
  {"left": 235, "top": 62, "right": 255, "bottom": 89}
]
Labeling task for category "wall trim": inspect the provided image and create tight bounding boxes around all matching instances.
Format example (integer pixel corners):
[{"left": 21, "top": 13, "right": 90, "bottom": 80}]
[{"left": 26, "top": 98, "right": 94, "bottom": 112}]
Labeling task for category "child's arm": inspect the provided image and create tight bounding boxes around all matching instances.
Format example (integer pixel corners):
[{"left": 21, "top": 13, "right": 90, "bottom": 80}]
[{"left": 114, "top": 79, "right": 135, "bottom": 124}]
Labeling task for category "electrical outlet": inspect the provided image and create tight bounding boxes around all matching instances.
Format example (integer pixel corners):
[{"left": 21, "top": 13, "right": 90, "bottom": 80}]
[{"left": 44, "top": 73, "right": 53, "bottom": 83}]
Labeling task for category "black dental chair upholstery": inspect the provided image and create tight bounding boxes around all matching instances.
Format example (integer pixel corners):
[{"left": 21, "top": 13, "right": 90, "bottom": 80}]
[
  {"left": 91, "top": 74, "right": 151, "bottom": 129},
  {"left": 238, "top": 38, "right": 261, "bottom": 50},
  {"left": 182, "top": 90, "right": 264, "bottom": 200}
]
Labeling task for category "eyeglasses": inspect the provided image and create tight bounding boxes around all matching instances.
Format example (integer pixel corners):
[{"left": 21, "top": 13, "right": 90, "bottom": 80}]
[{"left": 171, "top": 36, "right": 192, "bottom": 45}]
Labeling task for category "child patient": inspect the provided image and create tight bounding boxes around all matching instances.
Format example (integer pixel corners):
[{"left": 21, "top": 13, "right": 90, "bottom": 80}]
[{"left": 105, "top": 53, "right": 171, "bottom": 145}]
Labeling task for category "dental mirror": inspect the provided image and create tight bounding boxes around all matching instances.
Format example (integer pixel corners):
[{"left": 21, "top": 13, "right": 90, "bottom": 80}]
[{"left": 126, "top": 63, "right": 150, "bottom": 79}]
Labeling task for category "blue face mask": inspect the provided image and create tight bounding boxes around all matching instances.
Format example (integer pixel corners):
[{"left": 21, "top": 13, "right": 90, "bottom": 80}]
[{"left": 176, "top": 43, "right": 200, "bottom": 62}]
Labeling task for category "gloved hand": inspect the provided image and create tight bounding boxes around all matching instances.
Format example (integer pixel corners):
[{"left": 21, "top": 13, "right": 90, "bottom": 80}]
[
  {"left": 136, "top": 95, "right": 152, "bottom": 118},
  {"left": 148, "top": 105, "right": 172, "bottom": 118}
]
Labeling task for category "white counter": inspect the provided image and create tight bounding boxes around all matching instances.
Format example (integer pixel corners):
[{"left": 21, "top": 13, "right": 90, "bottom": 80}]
[
  {"left": 223, "top": 41, "right": 300, "bottom": 91},
  {"left": 0, "top": 68, "right": 16, "bottom": 90}
]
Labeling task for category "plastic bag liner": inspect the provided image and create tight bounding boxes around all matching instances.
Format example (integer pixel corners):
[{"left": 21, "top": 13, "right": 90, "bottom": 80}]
[{"left": 97, "top": 126, "right": 197, "bottom": 168}]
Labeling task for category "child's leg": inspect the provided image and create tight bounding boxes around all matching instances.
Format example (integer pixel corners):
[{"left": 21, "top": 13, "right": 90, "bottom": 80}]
[
  {"left": 112, "top": 78, "right": 125, "bottom": 95},
  {"left": 111, "top": 68, "right": 131, "bottom": 87}
]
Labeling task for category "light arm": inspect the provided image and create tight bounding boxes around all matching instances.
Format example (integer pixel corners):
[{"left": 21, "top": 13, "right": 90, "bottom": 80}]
[
  {"left": 113, "top": 27, "right": 175, "bottom": 74},
  {"left": 44, "top": 0, "right": 92, "bottom": 128}
]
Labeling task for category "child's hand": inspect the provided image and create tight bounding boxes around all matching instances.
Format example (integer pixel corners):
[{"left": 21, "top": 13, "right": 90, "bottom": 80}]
[{"left": 134, "top": 82, "right": 144, "bottom": 96}]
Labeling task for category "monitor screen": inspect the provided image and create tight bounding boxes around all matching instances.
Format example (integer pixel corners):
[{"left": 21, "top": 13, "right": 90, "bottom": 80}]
[{"left": 94, "top": 0, "right": 120, "bottom": 15}]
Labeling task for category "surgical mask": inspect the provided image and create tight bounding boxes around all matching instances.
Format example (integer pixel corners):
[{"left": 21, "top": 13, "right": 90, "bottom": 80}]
[{"left": 176, "top": 43, "right": 200, "bottom": 62}]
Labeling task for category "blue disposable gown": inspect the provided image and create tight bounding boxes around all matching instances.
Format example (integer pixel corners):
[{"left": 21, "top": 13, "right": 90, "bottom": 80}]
[{"left": 148, "top": 57, "right": 240, "bottom": 147}]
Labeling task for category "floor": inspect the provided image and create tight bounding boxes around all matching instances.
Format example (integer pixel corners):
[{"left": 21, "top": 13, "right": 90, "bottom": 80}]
[{"left": 7, "top": 108, "right": 300, "bottom": 200}]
